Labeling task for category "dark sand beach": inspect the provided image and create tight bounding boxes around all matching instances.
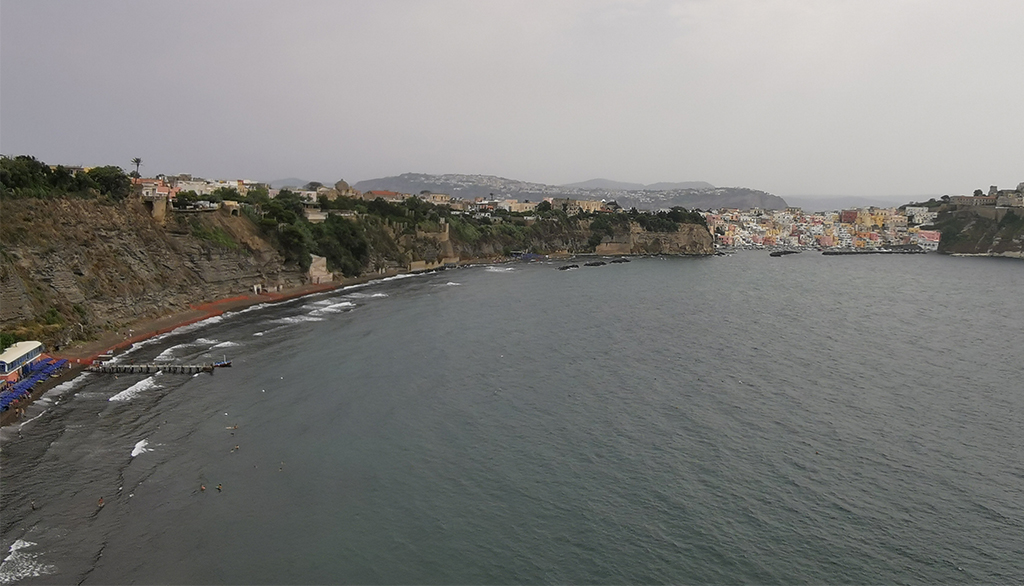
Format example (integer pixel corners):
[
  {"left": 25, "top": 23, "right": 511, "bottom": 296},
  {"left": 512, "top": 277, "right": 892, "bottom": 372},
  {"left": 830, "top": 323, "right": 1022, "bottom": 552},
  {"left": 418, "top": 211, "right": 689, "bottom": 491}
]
[{"left": 1, "top": 271, "right": 410, "bottom": 427}]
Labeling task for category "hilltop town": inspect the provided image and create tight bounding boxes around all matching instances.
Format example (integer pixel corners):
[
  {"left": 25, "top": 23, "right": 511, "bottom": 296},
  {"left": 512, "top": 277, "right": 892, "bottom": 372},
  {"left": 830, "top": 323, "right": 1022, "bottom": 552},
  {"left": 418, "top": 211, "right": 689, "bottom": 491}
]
[{"left": 137, "top": 170, "right": 1024, "bottom": 255}]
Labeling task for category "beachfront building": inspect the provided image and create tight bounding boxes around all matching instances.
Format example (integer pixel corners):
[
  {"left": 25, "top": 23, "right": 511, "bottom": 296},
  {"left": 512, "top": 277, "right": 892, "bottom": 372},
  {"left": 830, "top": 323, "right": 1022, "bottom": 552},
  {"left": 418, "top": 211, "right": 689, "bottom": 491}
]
[{"left": 0, "top": 341, "right": 44, "bottom": 383}]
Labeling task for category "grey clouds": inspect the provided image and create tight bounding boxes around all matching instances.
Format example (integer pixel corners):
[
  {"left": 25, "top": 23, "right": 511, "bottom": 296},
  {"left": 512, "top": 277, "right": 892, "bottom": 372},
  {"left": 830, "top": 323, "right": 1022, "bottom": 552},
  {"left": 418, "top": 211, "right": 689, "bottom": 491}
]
[{"left": 1, "top": 0, "right": 1021, "bottom": 197}]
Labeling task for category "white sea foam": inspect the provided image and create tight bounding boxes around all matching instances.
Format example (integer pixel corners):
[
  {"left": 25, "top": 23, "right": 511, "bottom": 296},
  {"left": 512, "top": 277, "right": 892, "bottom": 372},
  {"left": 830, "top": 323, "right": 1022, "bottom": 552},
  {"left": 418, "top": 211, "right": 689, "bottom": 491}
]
[
  {"left": 305, "top": 299, "right": 336, "bottom": 307},
  {"left": 439, "top": 282, "right": 462, "bottom": 286},
  {"left": 346, "top": 292, "right": 389, "bottom": 299},
  {"left": 211, "top": 341, "right": 240, "bottom": 349},
  {"left": 168, "top": 315, "right": 225, "bottom": 336},
  {"left": 272, "top": 315, "right": 325, "bottom": 325},
  {"left": 43, "top": 373, "right": 92, "bottom": 399},
  {"left": 0, "top": 539, "right": 57, "bottom": 584},
  {"left": 375, "top": 273, "right": 424, "bottom": 284},
  {"left": 131, "top": 439, "right": 152, "bottom": 457},
  {"left": 309, "top": 301, "right": 355, "bottom": 316},
  {"left": 485, "top": 266, "right": 515, "bottom": 273},
  {"left": 195, "top": 338, "right": 219, "bottom": 345},
  {"left": 17, "top": 411, "right": 45, "bottom": 429},
  {"left": 234, "top": 302, "right": 273, "bottom": 315},
  {"left": 154, "top": 343, "right": 193, "bottom": 362},
  {"left": 253, "top": 332, "right": 265, "bottom": 337},
  {"left": 74, "top": 392, "right": 108, "bottom": 400},
  {"left": 105, "top": 314, "right": 227, "bottom": 363},
  {"left": 108, "top": 374, "right": 161, "bottom": 402}
]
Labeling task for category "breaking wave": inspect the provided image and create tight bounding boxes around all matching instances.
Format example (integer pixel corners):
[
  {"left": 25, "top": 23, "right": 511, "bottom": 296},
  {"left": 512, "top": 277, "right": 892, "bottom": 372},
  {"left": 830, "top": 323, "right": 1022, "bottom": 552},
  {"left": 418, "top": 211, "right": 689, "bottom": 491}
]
[
  {"left": 108, "top": 374, "right": 162, "bottom": 402},
  {"left": 0, "top": 540, "right": 57, "bottom": 584},
  {"left": 131, "top": 439, "right": 152, "bottom": 457},
  {"left": 309, "top": 301, "right": 355, "bottom": 316},
  {"left": 272, "top": 315, "right": 325, "bottom": 325}
]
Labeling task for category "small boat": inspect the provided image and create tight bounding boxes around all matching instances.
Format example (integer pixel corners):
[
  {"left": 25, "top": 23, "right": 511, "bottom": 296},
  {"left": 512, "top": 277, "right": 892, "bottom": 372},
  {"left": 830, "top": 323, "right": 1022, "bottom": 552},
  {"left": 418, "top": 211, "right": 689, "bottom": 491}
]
[{"left": 213, "top": 360, "right": 232, "bottom": 368}]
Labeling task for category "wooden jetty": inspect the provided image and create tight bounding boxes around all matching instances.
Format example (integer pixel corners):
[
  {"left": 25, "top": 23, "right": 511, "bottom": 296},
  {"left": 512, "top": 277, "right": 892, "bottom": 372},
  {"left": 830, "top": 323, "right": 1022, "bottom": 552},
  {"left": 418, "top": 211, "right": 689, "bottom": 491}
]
[{"left": 86, "top": 360, "right": 232, "bottom": 375}]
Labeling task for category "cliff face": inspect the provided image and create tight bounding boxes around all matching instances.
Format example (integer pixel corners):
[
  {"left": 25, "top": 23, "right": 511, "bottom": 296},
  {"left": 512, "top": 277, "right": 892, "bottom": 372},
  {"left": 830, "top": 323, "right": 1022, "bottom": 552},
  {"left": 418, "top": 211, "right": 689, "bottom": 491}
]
[
  {"left": 934, "top": 208, "right": 1024, "bottom": 258},
  {"left": 1, "top": 197, "right": 715, "bottom": 347},
  {"left": 1, "top": 198, "right": 304, "bottom": 347},
  {"left": 595, "top": 223, "right": 714, "bottom": 255}
]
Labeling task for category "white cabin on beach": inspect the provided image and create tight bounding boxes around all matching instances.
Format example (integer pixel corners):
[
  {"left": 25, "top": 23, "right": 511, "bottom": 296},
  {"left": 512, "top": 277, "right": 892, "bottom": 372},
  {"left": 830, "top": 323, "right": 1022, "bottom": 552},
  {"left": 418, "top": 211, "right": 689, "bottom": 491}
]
[{"left": 0, "top": 341, "right": 44, "bottom": 382}]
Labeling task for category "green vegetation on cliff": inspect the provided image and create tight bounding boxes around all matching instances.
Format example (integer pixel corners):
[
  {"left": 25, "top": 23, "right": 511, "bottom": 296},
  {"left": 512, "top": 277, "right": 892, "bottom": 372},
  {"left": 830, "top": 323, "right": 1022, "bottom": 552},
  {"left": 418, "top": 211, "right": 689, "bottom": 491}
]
[
  {"left": 1, "top": 155, "right": 714, "bottom": 348},
  {"left": 1, "top": 155, "right": 131, "bottom": 201}
]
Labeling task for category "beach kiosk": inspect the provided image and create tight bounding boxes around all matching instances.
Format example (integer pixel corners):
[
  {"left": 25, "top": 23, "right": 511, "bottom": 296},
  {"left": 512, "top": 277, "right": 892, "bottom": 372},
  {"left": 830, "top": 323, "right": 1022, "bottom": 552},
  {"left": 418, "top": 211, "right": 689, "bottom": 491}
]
[{"left": 0, "top": 341, "right": 44, "bottom": 383}]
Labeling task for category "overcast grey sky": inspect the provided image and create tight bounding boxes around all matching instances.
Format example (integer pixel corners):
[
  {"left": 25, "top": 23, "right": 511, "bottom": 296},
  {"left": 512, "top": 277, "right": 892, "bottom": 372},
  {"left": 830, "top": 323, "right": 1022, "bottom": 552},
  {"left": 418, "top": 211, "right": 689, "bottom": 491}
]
[{"left": 2, "top": 0, "right": 1021, "bottom": 196}]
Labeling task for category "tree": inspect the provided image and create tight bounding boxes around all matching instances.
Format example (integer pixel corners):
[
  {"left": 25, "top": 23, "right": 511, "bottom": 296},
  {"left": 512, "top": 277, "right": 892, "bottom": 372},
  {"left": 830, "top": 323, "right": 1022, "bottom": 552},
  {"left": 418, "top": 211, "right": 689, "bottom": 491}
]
[
  {"left": 0, "top": 331, "right": 19, "bottom": 352},
  {"left": 86, "top": 166, "right": 131, "bottom": 200},
  {"left": 245, "top": 185, "right": 270, "bottom": 206},
  {"left": 0, "top": 155, "right": 51, "bottom": 197},
  {"left": 209, "top": 186, "right": 241, "bottom": 202},
  {"left": 174, "top": 190, "right": 200, "bottom": 207},
  {"left": 973, "top": 189, "right": 983, "bottom": 197},
  {"left": 130, "top": 157, "right": 143, "bottom": 179}
]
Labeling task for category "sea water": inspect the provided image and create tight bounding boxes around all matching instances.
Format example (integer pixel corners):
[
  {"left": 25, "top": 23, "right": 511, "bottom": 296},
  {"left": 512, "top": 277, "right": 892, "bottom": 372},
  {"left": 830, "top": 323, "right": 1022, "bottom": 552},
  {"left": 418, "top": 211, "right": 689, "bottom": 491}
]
[{"left": 1, "top": 252, "right": 1022, "bottom": 584}]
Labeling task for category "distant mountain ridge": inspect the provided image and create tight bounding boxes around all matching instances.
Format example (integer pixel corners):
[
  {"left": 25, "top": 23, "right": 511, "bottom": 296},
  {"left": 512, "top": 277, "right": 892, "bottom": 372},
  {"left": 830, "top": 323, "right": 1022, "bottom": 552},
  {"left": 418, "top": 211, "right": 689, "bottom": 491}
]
[
  {"left": 354, "top": 173, "right": 786, "bottom": 210},
  {"left": 784, "top": 195, "right": 936, "bottom": 212},
  {"left": 563, "top": 178, "right": 715, "bottom": 191}
]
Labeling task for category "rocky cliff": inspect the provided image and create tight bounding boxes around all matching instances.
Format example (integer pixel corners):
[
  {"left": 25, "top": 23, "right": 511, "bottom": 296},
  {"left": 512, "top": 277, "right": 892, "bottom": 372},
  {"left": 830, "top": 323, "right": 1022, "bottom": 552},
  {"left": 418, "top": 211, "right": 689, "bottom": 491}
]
[
  {"left": 933, "top": 207, "right": 1024, "bottom": 258},
  {"left": 2, "top": 197, "right": 714, "bottom": 348},
  {"left": 1, "top": 198, "right": 304, "bottom": 348},
  {"left": 595, "top": 223, "right": 714, "bottom": 255}
]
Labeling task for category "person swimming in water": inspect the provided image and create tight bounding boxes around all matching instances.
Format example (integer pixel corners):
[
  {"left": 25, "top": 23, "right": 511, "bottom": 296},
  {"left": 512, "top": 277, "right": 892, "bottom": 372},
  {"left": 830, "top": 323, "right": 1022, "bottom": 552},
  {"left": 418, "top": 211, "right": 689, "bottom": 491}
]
[{"left": 97, "top": 497, "right": 105, "bottom": 508}]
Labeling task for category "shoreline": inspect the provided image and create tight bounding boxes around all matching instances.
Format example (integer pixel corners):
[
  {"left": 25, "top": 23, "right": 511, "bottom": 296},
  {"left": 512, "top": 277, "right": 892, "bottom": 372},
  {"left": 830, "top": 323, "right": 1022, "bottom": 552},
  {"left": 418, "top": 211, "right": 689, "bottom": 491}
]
[
  {"left": 2, "top": 252, "right": 701, "bottom": 427},
  {"left": 50, "top": 268, "right": 453, "bottom": 363},
  {"left": 2, "top": 261, "right": 503, "bottom": 428}
]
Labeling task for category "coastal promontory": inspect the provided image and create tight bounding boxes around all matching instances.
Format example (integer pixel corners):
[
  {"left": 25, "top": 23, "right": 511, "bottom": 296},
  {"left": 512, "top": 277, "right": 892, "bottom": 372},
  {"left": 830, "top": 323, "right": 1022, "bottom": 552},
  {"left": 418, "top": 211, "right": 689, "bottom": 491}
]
[{"left": 1, "top": 156, "right": 713, "bottom": 350}]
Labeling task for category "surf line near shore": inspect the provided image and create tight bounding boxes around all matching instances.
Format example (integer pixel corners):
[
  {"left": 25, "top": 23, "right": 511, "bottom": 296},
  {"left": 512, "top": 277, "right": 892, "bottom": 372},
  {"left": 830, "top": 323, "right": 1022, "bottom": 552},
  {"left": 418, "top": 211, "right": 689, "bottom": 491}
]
[
  {"left": 4, "top": 261, "right": 503, "bottom": 429},
  {"left": 53, "top": 258, "right": 507, "bottom": 364}
]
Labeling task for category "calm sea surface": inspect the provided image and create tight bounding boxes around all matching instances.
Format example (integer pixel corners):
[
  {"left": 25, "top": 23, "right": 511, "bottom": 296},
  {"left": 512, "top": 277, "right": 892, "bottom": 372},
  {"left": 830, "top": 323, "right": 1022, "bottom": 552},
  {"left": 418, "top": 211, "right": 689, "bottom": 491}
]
[{"left": 1, "top": 252, "right": 1022, "bottom": 584}]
